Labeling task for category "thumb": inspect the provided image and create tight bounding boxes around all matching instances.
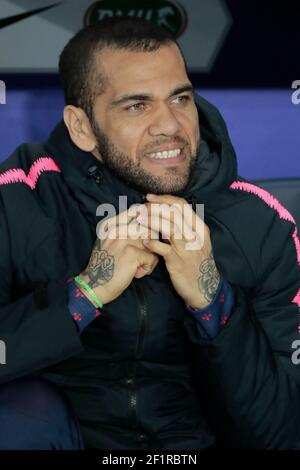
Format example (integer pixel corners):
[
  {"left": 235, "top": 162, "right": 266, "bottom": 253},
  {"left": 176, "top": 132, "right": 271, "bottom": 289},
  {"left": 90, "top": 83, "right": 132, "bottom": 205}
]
[
  {"left": 142, "top": 238, "right": 171, "bottom": 259},
  {"left": 131, "top": 246, "right": 158, "bottom": 278},
  {"left": 135, "top": 265, "right": 151, "bottom": 279}
]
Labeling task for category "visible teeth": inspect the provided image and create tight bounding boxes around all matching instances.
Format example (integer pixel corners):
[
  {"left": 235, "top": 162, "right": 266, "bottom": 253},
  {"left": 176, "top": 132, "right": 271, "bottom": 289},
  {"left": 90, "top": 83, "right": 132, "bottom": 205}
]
[{"left": 148, "top": 148, "right": 181, "bottom": 159}]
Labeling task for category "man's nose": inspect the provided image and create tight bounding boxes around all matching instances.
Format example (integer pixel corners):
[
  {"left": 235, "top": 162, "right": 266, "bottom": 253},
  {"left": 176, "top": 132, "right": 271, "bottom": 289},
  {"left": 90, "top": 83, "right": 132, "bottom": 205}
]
[{"left": 148, "top": 104, "right": 180, "bottom": 137}]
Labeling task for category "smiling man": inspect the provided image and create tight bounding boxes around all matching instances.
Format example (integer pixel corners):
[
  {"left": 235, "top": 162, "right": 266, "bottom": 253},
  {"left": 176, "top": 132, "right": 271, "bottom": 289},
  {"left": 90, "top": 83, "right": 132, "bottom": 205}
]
[
  {"left": 62, "top": 36, "right": 200, "bottom": 195},
  {"left": 0, "top": 17, "right": 299, "bottom": 451}
]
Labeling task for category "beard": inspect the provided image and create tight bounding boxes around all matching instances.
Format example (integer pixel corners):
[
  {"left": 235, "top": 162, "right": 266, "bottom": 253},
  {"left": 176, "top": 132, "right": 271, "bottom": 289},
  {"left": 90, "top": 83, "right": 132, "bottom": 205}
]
[{"left": 91, "top": 121, "right": 199, "bottom": 195}]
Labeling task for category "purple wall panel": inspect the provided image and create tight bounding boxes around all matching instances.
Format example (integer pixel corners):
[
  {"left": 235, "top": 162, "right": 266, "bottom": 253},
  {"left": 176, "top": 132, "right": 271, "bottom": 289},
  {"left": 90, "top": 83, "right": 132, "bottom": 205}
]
[{"left": 200, "top": 89, "right": 300, "bottom": 179}]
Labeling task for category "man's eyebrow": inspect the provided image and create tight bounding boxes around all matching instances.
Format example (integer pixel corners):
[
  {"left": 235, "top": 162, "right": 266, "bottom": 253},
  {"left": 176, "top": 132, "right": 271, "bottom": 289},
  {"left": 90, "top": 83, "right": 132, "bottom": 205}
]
[
  {"left": 110, "top": 93, "right": 153, "bottom": 107},
  {"left": 169, "top": 83, "right": 194, "bottom": 97},
  {"left": 110, "top": 83, "right": 194, "bottom": 108}
]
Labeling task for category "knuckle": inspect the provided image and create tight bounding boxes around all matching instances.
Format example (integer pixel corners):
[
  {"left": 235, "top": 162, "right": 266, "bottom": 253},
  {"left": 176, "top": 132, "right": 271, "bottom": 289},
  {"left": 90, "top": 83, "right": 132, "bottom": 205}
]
[
  {"left": 124, "top": 244, "right": 133, "bottom": 254},
  {"left": 175, "top": 197, "right": 186, "bottom": 206}
]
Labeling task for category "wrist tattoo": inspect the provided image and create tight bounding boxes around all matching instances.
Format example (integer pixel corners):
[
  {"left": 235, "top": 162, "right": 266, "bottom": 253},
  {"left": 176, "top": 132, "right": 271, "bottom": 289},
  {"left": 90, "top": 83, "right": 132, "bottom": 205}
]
[
  {"left": 198, "top": 250, "right": 220, "bottom": 303},
  {"left": 82, "top": 240, "right": 114, "bottom": 288}
]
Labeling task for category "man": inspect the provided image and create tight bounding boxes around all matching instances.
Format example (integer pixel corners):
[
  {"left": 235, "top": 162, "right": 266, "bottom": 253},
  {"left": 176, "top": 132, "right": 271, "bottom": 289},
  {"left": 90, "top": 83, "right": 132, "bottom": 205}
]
[{"left": 0, "top": 17, "right": 299, "bottom": 450}]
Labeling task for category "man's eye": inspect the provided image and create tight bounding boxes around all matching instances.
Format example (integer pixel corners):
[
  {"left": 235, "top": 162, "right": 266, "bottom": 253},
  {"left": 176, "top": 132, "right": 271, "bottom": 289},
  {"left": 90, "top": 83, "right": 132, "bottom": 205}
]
[
  {"left": 126, "top": 102, "right": 145, "bottom": 112},
  {"left": 173, "top": 95, "right": 190, "bottom": 104}
]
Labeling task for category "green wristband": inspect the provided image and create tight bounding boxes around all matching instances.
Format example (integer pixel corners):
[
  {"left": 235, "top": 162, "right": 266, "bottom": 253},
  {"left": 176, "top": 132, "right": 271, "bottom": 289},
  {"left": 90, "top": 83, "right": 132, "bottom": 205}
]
[{"left": 74, "top": 276, "right": 103, "bottom": 309}]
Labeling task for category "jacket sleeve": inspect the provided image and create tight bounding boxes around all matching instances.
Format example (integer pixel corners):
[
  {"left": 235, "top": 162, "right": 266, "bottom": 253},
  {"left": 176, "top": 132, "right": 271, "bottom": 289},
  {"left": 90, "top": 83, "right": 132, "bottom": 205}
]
[
  {"left": 0, "top": 201, "right": 83, "bottom": 384},
  {"left": 183, "top": 219, "right": 300, "bottom": 449}
]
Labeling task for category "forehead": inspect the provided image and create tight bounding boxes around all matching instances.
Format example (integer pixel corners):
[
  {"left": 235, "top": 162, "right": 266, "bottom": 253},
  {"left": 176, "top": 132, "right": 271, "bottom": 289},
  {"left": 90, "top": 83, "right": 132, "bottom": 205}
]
[{"left": 97, "top": 44, "right": 189, "bottom": 99}]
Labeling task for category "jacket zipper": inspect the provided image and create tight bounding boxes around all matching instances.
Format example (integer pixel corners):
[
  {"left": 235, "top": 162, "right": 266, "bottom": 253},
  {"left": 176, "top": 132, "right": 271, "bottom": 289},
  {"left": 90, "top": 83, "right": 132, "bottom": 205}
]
[
  {"left": 128, "top": 279, "right": 147, "bottom": 425},
  {"left": 134, "top": 280, "right": 147, "bottom": 359}
]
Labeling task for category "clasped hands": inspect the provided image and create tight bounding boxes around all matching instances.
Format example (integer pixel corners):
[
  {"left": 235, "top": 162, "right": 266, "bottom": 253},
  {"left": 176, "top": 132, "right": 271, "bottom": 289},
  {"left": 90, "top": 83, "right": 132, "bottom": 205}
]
[{"left": 99, "top": 193, "right": 221, "bottom": 309}]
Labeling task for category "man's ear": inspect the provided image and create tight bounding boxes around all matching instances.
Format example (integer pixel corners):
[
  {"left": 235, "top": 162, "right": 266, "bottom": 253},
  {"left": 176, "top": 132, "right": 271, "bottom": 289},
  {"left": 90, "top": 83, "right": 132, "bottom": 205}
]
[{"left": 63, "top": 105, "right": 96, "bottom": 152}]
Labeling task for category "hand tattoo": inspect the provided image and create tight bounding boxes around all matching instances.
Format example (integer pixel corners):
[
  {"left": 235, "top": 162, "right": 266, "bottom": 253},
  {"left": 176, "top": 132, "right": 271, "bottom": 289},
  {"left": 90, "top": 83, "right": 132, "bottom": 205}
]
[
  {"left": 198, "top": 250, "right": 220, "bottom": 303},
  {"left": 82, "top": 240, "right": 114, "bottom": 288}
]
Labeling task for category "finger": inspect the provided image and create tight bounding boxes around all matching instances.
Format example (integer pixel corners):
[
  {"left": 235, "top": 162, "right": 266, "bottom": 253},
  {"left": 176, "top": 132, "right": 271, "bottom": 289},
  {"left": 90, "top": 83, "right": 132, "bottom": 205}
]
[
  {"left": 145, "top": 202, "right": 197, "bottom": 241},
  {"left": 146, "top": 194, "right": 205, "bottom": 234},
  {"left": 135, "top": 256, "right": 159, "bottom": 278},
  {"left": 127, "top": 218, "right": 160, "bottom": 241},
  {"left": 138, "top": 211, "right": 195, "bottom": 250},
  {"left": 127, "top": 246, "right": 159, "bottom": 277},
  {"left": 142, "top": 238, "right": 172, "bottom": 259},
  {"left": 146, "top": 194, "right": 186, "bottom": 206},
  {"left": 99, "top": 204, "right": 145, "bottom": 235},
  {"left": 98, "top": 221, "right": 133, "bottom": 240},
  {"left": 100, "top": 205, "right": 160, "bottom": 241},
  {"left": 135, "top": 266, "right": 149, "bottom": 279},
  {"left": 128, "top": 204, "right": 161, "bottom": 240},
  {"left": 127, "top": 203, "right": 146, "bottom": 222}
]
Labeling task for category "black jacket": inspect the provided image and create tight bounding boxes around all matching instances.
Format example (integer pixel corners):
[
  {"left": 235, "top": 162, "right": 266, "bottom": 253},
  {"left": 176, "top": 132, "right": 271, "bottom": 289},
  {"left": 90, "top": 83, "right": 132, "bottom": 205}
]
[{"left": 0, "top": 95, "right": 299, "bottom": 450}]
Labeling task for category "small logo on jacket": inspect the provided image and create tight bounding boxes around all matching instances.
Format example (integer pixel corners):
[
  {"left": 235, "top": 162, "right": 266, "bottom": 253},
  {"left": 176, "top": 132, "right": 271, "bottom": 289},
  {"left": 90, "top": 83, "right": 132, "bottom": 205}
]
[
  {"left": 0, "top": 80, "right": 5, "bottom": 104},
  {"left": 0, "top": 340, "right": 6, "bottom": 365}
]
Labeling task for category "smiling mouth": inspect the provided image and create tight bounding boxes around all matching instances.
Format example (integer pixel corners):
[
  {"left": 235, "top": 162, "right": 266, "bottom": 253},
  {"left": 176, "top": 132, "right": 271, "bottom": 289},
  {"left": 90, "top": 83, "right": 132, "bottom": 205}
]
[{"left": 144, "top": 146, "right": 187, "bottom": 163}]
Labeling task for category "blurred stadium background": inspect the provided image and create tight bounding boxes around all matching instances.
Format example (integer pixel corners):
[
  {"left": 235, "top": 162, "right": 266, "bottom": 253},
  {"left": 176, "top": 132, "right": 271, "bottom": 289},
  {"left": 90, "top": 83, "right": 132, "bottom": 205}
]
[{"left": 0, "top": 0, "right": 299, "bottom": 179}]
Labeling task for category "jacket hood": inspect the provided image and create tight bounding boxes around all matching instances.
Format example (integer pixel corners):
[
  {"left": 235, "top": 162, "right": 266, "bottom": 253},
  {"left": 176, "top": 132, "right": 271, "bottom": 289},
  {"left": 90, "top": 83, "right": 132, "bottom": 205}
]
[
  {"left": 180, "top": 93, "right": 238, "bottom": 202},
  {"left": 46, "top": 93, "right": 238, "bottom": 209}
]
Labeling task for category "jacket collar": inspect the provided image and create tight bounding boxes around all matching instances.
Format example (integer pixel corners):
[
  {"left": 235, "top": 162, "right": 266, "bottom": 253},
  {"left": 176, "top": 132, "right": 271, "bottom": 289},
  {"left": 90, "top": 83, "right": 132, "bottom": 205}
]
[{"left": 46, "top": 93, "right": 238, "bottom": 215}]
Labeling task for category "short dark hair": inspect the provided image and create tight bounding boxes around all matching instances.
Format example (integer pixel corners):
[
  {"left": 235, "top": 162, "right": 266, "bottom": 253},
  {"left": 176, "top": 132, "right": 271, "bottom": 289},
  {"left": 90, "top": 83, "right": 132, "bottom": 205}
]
[{"left": 59, "top": 16, "right": 178, "bottom": 120}]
